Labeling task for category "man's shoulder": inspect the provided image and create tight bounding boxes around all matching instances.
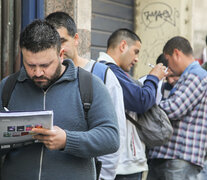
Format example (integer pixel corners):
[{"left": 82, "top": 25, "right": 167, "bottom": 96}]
[
  {"left": 95, "top": 61, "right": 122, "bottom": 87},
  {"left": 84, "top": 59, "right": 122, "bottom": 91},
  {"left": 187, "top": 62, "right": 207, "bottom": 80},
  {"left": 183, "top": 66, "right": 207, "bottom": 84},
  {"left": 84, "top": 60, "right": 108, "bottom": 74}
]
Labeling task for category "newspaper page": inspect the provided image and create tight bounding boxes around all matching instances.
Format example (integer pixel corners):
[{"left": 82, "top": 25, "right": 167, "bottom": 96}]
[{"left": 0, "top": 110, "right": 53, "bottom": 149}]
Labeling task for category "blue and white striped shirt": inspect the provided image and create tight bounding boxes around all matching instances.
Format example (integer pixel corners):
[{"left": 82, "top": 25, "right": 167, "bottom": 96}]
[{"left": 149, "top": 61, "right": 207, "bottom": 167}]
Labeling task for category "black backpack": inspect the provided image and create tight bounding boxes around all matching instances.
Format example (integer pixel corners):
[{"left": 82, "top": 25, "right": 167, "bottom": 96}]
[{"left": 1, "top": 67, "right": 102, "bottom": 180}]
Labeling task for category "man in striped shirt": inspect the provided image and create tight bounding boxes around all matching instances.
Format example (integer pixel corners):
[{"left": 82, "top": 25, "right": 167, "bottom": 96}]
[{"left": 147, "top": 36, "right": 207, "bottom": 180}]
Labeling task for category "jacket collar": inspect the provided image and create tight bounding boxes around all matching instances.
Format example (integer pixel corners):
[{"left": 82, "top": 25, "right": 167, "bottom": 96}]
[
  {"left": 97, "top": 52, "right": 117, "bottom": 65},
  {"left": 17, "top": 59, "right": 77, "bottom": 83}
]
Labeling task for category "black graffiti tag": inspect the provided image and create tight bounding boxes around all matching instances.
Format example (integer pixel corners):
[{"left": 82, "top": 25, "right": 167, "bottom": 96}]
[
  {"left": 144, "top": 10, "right": 171, "bottom": 22},
  {"left": 141, "top": 2, "right": 179, "bottom": 29}
]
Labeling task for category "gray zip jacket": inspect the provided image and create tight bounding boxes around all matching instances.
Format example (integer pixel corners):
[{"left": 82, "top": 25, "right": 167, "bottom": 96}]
[{"left": 0, "top": 59, "right": 119, "bottom": 180}]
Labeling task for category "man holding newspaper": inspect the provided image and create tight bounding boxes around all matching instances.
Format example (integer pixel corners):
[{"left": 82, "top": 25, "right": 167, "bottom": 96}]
[{"left": 0, "top": 19, "right": 119, "bottom": 180}]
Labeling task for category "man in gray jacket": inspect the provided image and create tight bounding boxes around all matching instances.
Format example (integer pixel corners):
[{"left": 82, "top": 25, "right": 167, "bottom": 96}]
[{"left": 0, "top": 19, "right": 119, "bottom": 180}]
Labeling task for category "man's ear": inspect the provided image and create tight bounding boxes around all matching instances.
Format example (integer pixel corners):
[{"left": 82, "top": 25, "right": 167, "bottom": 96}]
[
  {"left": 59, "top": 48, "right": 65, "bottom": 63},
  {"left": 119, "top": 40, "right": 128, "bottom": 53},
  {"left": 173, "top": 48, "right": 182, "bottom": 61},
  {"left": 74, "top": 33, "right": 79, "bottom": 46},
  {"left": 174, "top": 48, "right": 180, "bottom": 55}
]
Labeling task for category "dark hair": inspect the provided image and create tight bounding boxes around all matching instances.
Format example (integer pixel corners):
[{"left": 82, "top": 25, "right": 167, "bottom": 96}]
[
  {"left": 163, "top": 36, "right": 193, "bottom": 56},
  {"left": 46, "top": 11, "right": 77, "bottom": 37},
  {"left": 107, "top": 28, "right": 141, "bottom": 49},
  {"left": 156, "top": 53, "right": 168, "bottom": 66},
  {"left": 20, "top": 19, "right": 61, "bottom": 53}
]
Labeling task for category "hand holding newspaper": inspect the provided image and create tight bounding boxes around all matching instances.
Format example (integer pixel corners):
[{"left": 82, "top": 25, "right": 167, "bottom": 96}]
[{"left": 0, "top": 110, "right": 53, "bottom": 149}]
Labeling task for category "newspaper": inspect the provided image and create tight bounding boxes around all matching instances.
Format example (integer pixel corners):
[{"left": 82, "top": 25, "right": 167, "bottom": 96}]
[{"left": 0, "top": 110, "right": 53, "bottom": 149}]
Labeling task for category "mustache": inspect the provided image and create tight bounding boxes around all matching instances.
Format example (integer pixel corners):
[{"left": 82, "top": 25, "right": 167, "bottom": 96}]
[{"left": 32, "top": 76, "right": 49, "bottom": 81}]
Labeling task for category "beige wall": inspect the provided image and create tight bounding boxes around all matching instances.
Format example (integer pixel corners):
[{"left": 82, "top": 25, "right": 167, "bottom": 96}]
[
  {"left": 134, "top": 0, "right": 193, "bottom": 78},
  {"left": 45, "top": 0, "right": 74, "bottom": 17},
  {"left": 192, "top": 0, "right": 207, "bottom": 60},
  {"left": 75, "top": 0, "right": 91, "bottom": 59}
]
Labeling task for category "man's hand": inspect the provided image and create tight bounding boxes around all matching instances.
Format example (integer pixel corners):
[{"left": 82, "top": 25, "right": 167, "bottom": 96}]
[
  {"left": 32, "top": 126, "right": 66, "bottom": 150},
  {"left": 149, "top": 63, "right": 168, "bottom": 80}
]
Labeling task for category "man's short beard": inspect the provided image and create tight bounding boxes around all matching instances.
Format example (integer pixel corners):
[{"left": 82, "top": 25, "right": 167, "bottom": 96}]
[{"left": 32, "top": 63, "right": 62, "bottom": 90}]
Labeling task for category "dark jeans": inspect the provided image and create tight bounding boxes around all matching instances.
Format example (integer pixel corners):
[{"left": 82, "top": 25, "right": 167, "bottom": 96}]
[
  {"left": 115, "top": 172, "right": 142, "bottom": 180},
  {"left": 147, "top": 159, "right": 201, "bottom": 180}
]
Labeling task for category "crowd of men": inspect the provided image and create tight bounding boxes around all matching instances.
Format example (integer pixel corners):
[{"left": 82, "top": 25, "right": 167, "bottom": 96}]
[{"left": 0, "top": 11, "right": 207, "bottom": 180}]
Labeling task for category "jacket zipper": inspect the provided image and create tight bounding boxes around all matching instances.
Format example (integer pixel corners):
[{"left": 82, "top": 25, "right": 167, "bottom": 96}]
[
  {"left": 38, "top": 145, "right": 44, "bottom": 180},
  {"left": 38, "top": 90, "right": 47, "bottom": 180}
]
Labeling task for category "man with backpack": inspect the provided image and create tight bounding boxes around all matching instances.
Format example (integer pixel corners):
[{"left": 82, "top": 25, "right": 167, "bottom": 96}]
[
  {"left": 0, "top": 19, "right": 119, "bottom": 180},
  {"left": 46, "top": 12, "right": 126, "bottom": 180},
  {"left": 97, "top": 28, "right": 167, "bottom": 180}
]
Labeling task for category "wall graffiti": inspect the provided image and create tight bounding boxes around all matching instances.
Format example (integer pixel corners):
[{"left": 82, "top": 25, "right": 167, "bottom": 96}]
[
  {"left": 141, "top": 2, "right": 180, "bottom": 29},
  {"left": 134, "top": 1, "right": 192, "bottom": 78},
  {"left": 139, "top": 37, "right": 167, "bottom": 66}
]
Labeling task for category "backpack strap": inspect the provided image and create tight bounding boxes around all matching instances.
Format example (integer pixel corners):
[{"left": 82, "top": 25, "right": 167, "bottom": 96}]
[
  {"left": 78, "top": 67, "right": 102, "bottom": 180},
  {"left": 91, "top": 61, "right": 109, "bottom": 84},
  {"left": 2, "top": 72, "right": 20, "bottom": 108},
  {"left": 125, "top": 112, "right": 140, "bottom": 127},
  {"left": 78, "top": 67, "right": 93, "bottom": 119},
  {"left": 99, "top": 61, "right": 113, "bottom": 66}
]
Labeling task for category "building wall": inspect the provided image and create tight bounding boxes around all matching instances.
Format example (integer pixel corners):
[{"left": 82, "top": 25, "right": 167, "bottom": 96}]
[
  {"left": 133, "top": 0, "right": 193, "bottom": 79},
  {"left": 44, "top": 0, "right": 207, "bottom": 75},
  {"left": 44, "top": 0, "right": 207, "bottom": 77},
  {"left": 45, "top": 0, "right": 74, "bottom": 18},
  {"left": 75, "top": 0, "right": 91, "bottom": 59},
  {"left": 91, "top": 0, "right": 134, "bottom": 60},
  {"left": 192, "top": 0, "right": 207, "bottom": 60}
]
